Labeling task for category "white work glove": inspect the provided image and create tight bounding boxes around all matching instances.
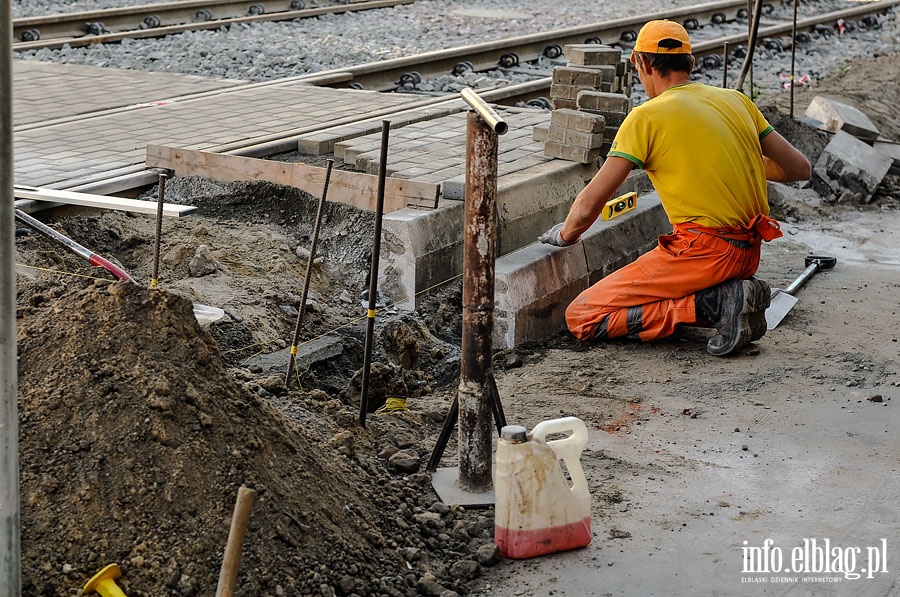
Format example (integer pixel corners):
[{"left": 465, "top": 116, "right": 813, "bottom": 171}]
[{"left": 539, "top": 223, "right": 577, "bottom": 247}]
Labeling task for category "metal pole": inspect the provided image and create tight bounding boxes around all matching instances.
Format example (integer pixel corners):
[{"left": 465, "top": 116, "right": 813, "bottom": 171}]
[
  {"left": 150, "top": 172, "right": 166, "bottom": 288},
  {"left": 285, "top": 159, "right": 333, "bottom": 386},
  {"left": 735, "top": 0, "right": 764, "bottom": 93},
  {"left": 358, "top": 121, "right": 390, "bottom": 428},
  {"left": 457, "top": 109, "right": 499, "bottom": 491},
  {"left": 790, "top": 0, "right": 798, "bottom": 119},
  {"left": 0, "top": 0, "right": 23, "bottom": 589},
  {"left": 722, "top": 42, "right": 730, "bottom": 88}
]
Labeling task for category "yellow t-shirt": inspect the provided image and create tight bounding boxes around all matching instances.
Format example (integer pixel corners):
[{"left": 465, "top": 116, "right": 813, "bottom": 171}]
[{"left": 607, "top": 82, "right": 774, "bottom": 228}]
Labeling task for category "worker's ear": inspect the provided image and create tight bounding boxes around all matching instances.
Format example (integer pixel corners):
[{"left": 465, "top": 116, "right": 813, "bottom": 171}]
[{"left": 635, "top": 54, "right": 652, "bottom": 75}]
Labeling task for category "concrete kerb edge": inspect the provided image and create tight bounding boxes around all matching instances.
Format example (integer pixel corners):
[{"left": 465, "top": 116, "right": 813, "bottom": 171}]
[
  {"left": 377, "top": 159, "right": 597, "bottom": 311},
  {"left": 493, "top": 192, "right": 669, "bottom": 350}
]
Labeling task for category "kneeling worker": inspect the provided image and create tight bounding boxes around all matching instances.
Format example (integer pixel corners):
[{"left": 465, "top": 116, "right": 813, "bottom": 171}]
[{"left": 540, "top": 19, "right": 811, "bottom": 356}]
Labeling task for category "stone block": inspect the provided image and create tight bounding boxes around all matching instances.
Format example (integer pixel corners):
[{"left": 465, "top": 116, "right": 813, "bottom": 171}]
[
  {"left": 496, "top": 160, "right": 596, "bottom": 256},
  {"left": 532, "top": 124, "right": 549, "bottom": 143},
  {"left": 576, "top": 90, "right": 632, "bottom": 114},
  {"left": 581, "top": 191, "right": 670, "bottom": 284},
  {"left": 543, "top": 141, "right": 600, "bottom": 164},
  {"left": 564, "top": 44, "right": 622, "bottom": 66},
  {"left": 493, "top": 180, "right": 667, "bottom": 349},
  {"left": 379, "top": 202, "right": 465, "bottom": 311},
  {"left": 550, "top": 109, "right": 606, "bottom": 133},
  {"left": 552, "top": 64, "right": 617, "bottom": 87},
  {"left": 811, "top": 130, "right": 892, "bottom": 203},
  {"left": 805, "top": 96, "right": 880, "bottom": 144},
  {"left": 547, "top": 124, "right": 605, "bottom": 149},
  {"left": 380, "top": 160, "right": 596, "bottom": 310},
  {"left": 494, "top": 242, "right": 589, "bottom": 349},
  {"left": 551, "top": 97, "right": 577, "bottom": 110},
  {"left": 874, "top": 140, "right": 900, "bottom": 175}
]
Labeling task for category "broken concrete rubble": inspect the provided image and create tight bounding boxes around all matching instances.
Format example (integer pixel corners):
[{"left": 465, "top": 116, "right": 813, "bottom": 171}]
[
  {"left": 804, "top": 95, "right": 880, "bottom": 144},
  {"left": 812, "top": 130, "right": 893, "bottom": 203}
]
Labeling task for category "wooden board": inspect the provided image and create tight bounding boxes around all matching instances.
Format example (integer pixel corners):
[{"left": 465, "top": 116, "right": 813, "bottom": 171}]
[
  {"left": 145, "top": 144, "right": 440, "bottom": 213},
  {"left": 14, "top": 185, "right": 197, "bottom": 217}
]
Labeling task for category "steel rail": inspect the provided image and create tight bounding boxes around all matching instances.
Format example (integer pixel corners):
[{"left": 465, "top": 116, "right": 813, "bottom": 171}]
[
  {"left": 15, "top": 0, "right": 899, "bottom": 200},
  {"left": 13, "top": 0, "right": 415, "bottom": 51},
  {"left": 296, "top": 0, "right": 898, "bottom": 92},
  {"left": 296, "top": 0, "right": 753, "bottom": 91}
]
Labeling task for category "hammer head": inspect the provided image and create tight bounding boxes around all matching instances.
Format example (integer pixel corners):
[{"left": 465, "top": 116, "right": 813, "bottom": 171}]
[{"left": 805, "top": 255, "right": 837, "bottom": 270}]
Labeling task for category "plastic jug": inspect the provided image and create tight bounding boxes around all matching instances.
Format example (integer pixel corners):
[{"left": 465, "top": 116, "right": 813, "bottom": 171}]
[{"left": 494, "top": 416, "right": 591, "bottom": 559}]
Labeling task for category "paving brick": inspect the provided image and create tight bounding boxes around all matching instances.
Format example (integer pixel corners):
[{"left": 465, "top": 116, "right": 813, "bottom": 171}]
[
  {"left": 547, "top": 125, "right": 605, "bottom": 149},
  {"left": 575, "top": 90, "right": 632, "bottom": 114},
  {"left": 551, "top": 97, "right": 577, "bottom": 110},
  {"left": 543, "top": 140, "right": 600, "bottom": 164},
  {"left": 532, "top": 124, "right": 549, "bottom": 143},
  {"left": 551, "top": 65, "right": 617, "bottom": 87},
  {"left": 550, "top": 109, "right": 606, "bottom": 133},
  {"left": 563, "top": 44, "right": 623, "bottom": 66}
]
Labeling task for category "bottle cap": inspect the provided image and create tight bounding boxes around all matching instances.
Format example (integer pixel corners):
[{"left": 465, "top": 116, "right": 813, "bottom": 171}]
[{"left": 500, "top": 425, "right": 527, "bottom": 443}]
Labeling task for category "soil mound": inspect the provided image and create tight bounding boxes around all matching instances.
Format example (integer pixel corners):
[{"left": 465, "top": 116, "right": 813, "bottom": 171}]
[{"left": 16, "top": 282, "right": 488, "bottom": 596}]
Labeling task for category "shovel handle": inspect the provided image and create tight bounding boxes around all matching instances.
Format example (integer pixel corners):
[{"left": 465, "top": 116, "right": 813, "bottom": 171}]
[
  {"left": 783, "top": 262, "right": 819, "bottom": 295},
  {"left": 783, "top": 256, "right": 836, "bottom": 296}
]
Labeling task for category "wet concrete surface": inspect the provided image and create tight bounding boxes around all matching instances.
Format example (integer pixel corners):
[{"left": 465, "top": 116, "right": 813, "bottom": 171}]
[{"left": 476, "top": 203, "right": 900, "bottom": 596}]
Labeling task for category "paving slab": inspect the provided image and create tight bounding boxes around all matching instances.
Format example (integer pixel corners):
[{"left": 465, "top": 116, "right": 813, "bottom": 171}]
[{"left": 12, "top": 60, "right": 420, "bottom": 190}]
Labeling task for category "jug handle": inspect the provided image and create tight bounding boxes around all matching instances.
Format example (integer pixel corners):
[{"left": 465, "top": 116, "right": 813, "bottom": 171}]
[{"left": 531, "top": 417, "right": 589, "bottom": 494}]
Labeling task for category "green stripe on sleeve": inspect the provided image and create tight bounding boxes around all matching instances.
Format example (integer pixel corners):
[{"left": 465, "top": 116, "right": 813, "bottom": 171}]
[
  {"left": 759, "top": 125, "right": 774, "bottom": 139},
  {"left": 607, "top": 151, "right": 644, "bottom": 169}
]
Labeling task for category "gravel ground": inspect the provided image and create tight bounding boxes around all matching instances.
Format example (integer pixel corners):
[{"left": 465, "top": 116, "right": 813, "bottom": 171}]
[{"left": 12, "top": 0, "right": 900, "bottom": 96}]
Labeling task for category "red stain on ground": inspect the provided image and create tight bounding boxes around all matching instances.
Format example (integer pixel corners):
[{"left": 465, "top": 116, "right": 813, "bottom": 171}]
[{"left": 598, "top": 403, "right": 659, "bottom": 434}]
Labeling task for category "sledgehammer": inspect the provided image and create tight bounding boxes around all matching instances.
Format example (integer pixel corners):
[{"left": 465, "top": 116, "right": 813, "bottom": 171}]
[{"left": 765, "top": 255, "right": 837, "bottom": 329}]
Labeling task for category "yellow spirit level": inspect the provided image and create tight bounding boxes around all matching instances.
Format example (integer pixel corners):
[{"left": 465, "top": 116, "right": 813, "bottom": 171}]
[{"left": 602, "top": 192, "right": 637, "bottom": 221}]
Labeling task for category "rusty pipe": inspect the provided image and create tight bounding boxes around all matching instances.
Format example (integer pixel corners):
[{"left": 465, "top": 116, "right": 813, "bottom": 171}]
[
  {"left": 457, "top": 110, "right": 499, "bottom": 491},
  {"left": 460, "top": 88, "right": 508, "bottom": 135}
]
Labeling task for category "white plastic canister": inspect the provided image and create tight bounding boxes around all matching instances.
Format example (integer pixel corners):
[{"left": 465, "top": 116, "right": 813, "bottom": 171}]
[{"left": 494, "top": 416, "right": 591, "bottom": 559}]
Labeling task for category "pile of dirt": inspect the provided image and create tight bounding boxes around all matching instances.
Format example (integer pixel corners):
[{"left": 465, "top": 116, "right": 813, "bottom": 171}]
[{"left": 16, "top": 282, "right": 494, "bottom": 596}]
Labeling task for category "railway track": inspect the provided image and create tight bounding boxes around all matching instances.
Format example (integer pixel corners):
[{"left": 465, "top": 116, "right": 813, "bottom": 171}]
[
  {"left": 12, "top": 0, "right": 416, "bottom": 51},
  {"left": 296, "top": 0, "right": 900, "bottom": 92},
  {"left": 13, "top": 0, "right": 899, "bottom": 197}
]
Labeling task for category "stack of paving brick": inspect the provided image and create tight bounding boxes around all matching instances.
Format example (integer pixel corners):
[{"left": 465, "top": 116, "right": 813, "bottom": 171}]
[{"left": 537, "top": 44, "right": 634, "bottom": 164}]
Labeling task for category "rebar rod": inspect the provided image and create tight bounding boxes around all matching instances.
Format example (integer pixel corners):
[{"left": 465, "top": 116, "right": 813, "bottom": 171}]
[
  {"left": 358, "top": 121, "right": 390, "bottom": 428},
  {"left": 285, "top": 159, "right": 333, "bottom": 386},
  {"left": 150, "top": 172, "right": 166, "bottom": 288}
]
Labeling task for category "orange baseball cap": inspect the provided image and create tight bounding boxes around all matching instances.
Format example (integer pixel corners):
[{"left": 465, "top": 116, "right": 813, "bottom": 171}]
[{"left": 630, "top": 19, "right": 692, "bottom": 62}]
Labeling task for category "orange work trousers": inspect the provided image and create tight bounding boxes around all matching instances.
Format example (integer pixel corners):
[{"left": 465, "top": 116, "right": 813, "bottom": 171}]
[{"left": 566, "top": 222, "right": 763, "bottom": 342}]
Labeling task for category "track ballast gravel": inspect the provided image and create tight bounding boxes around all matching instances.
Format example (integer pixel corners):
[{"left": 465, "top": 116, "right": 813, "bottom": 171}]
[{"left": 12, "top": 0, "right": 900, "bottom": 96}]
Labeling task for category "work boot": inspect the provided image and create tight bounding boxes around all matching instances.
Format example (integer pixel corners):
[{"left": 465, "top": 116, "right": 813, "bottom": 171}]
[
  {"left": 696, "top": 278, "right": 770, "bottom": 356},
  {"left": 748, "top": 277, "right": 771, "bottom": 342}
]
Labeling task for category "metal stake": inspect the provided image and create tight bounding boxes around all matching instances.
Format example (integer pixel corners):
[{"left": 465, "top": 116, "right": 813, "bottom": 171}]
[
  {"left": 0, "top": 0, "right": 22, "bottom": 588},
  {"left": 285, "top": 159, "right": 333, "bottom": 386},
  {"left": 735, "top": 0, "right": 764, "bottom": 93},
  {"left": 722, "top": 42, "right": 730, "bottom": 88},
  {"left": 358, "top": 122, "right": 390, "bottom": 428},
  {"left": 150, "top": 172, "right": 167, "bottom": 288},
  {"left": 790, "top": 0, "right": 799, "bottom": 119}
]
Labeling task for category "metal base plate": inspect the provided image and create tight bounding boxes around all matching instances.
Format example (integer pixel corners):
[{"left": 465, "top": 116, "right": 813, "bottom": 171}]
[{"left": 430, "top": 467, "right": 495, "bottom": 508}]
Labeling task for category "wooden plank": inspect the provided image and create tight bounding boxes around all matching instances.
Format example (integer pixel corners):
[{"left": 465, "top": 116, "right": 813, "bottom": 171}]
[
  {"left": 146, "top": 144, "right": 440, "bottom": 213},
  {"left": 13, "top": 185, "right": 197, "bottom": 217}
]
